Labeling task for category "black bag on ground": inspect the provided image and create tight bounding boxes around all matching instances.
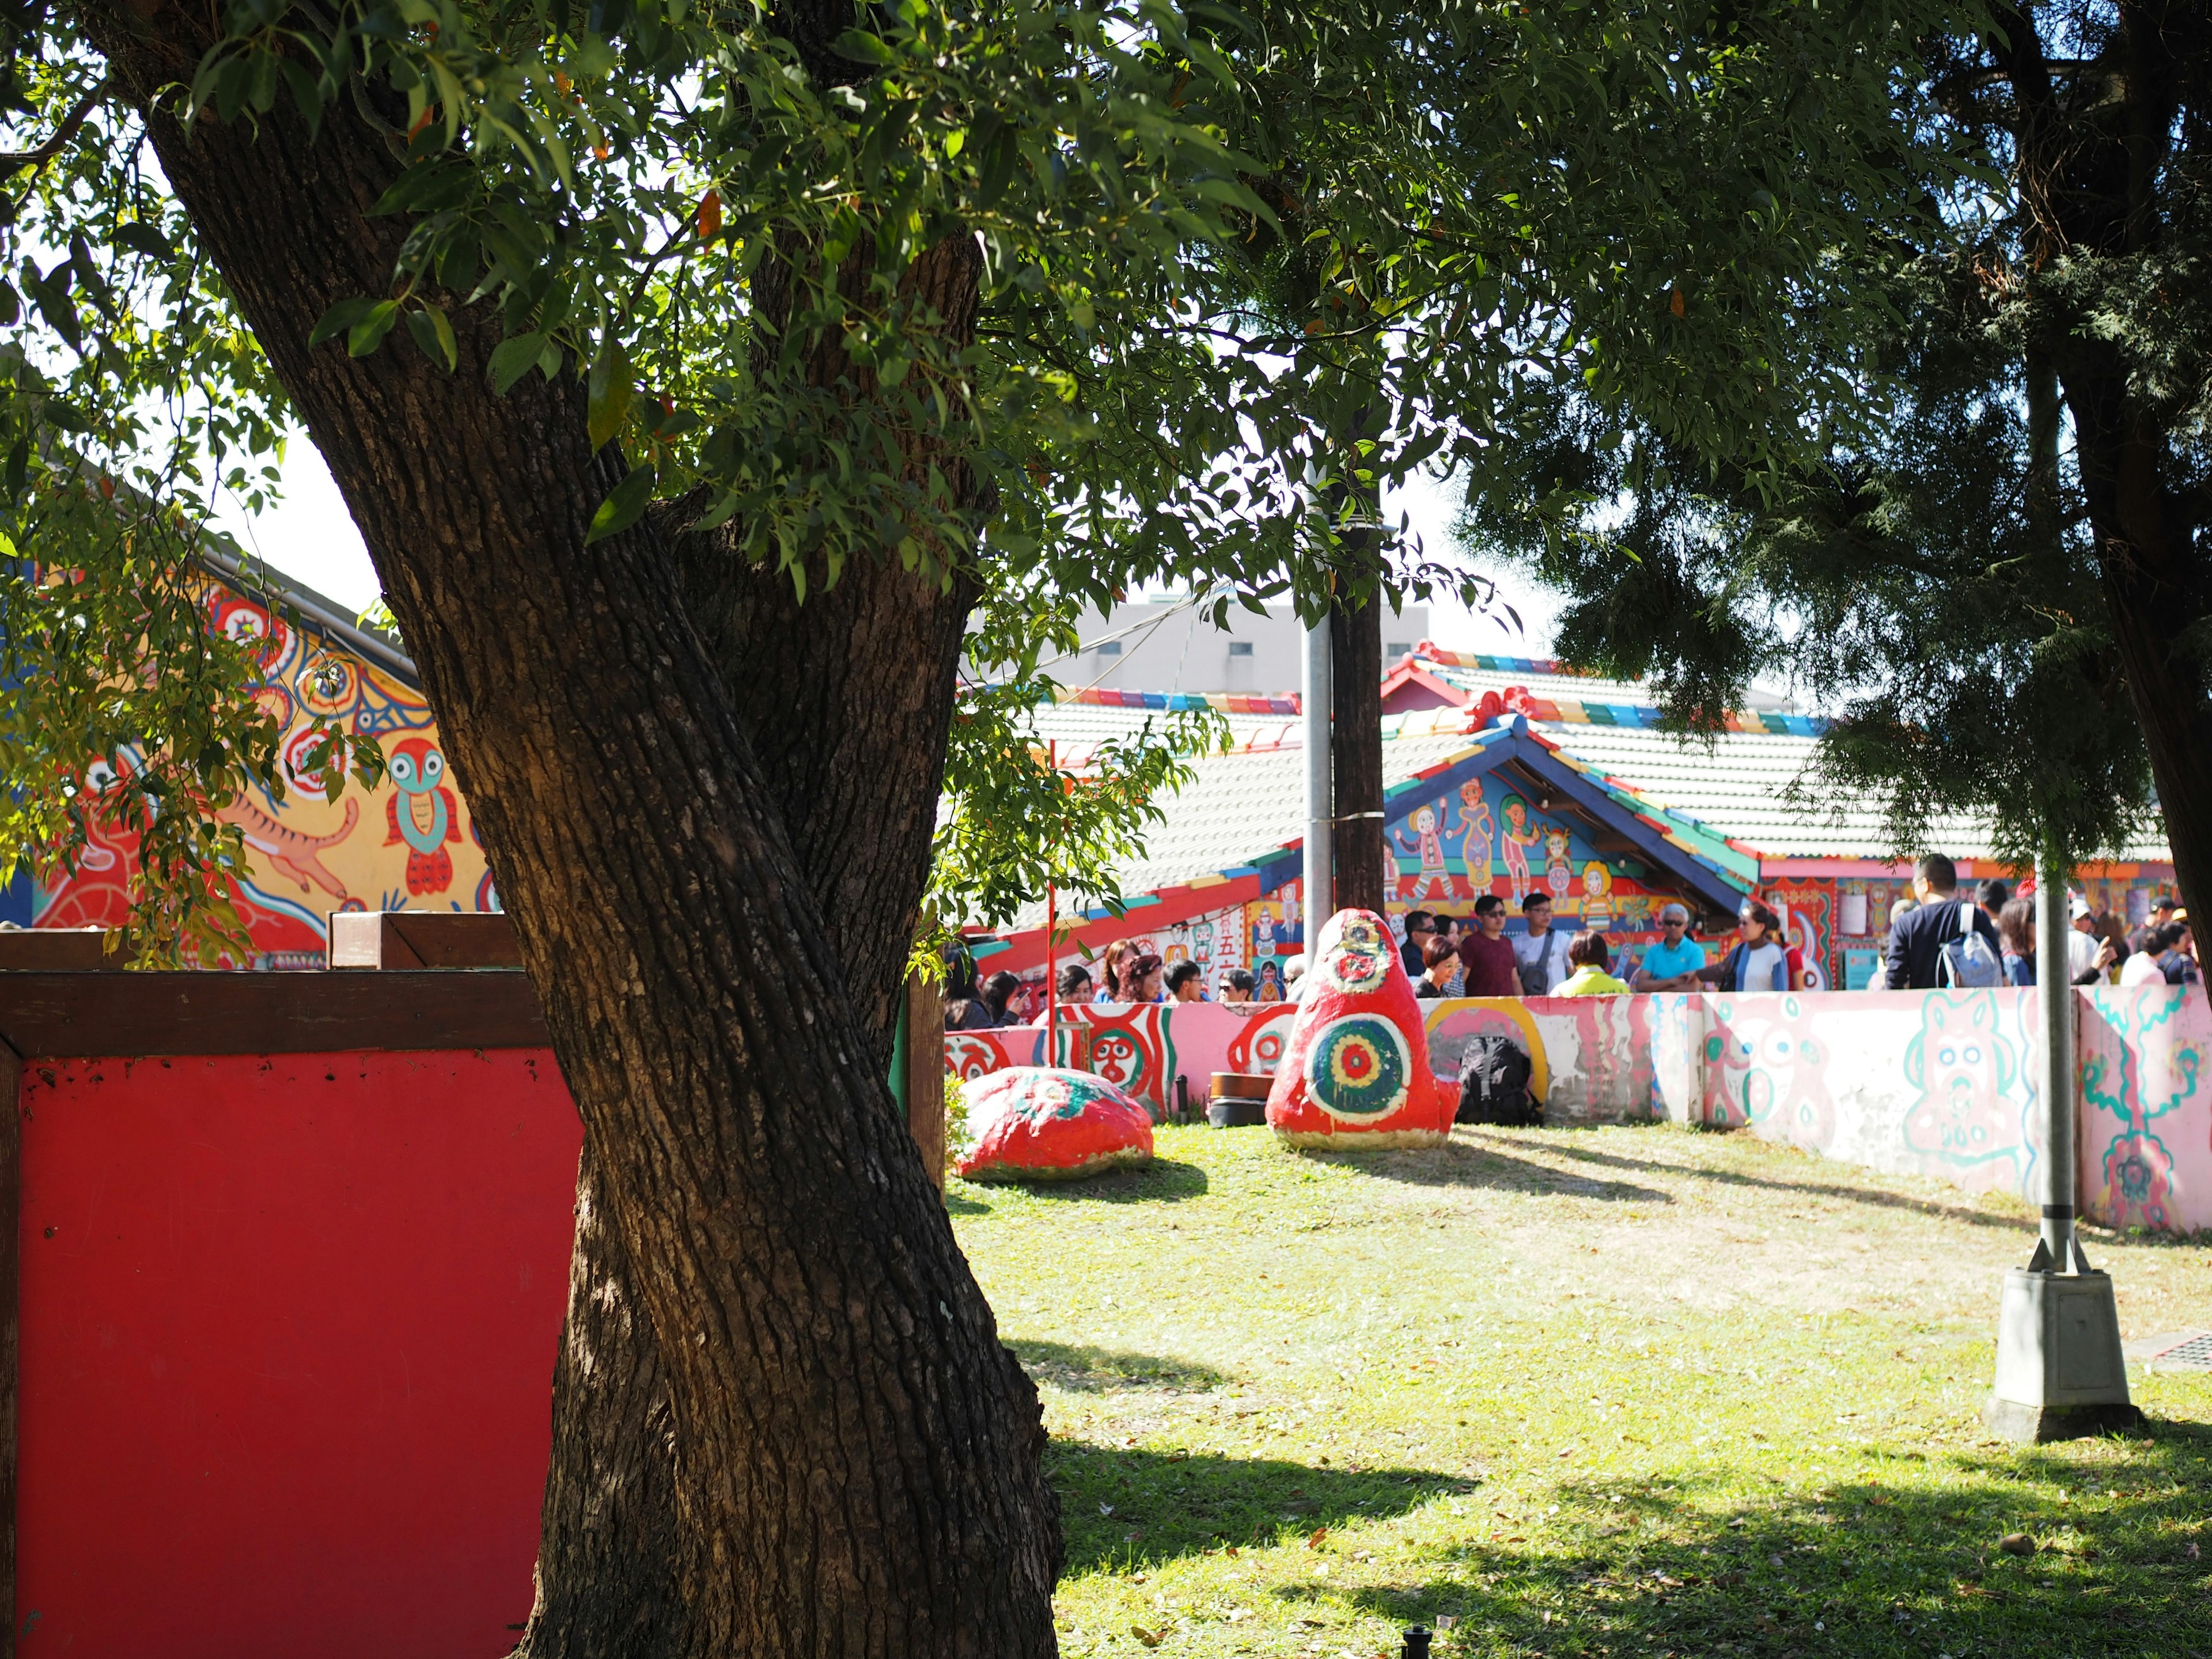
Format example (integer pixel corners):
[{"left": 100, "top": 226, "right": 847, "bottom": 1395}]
[{"left": 1456, "top": 1035, "right": 1540, "bottom": 1127}]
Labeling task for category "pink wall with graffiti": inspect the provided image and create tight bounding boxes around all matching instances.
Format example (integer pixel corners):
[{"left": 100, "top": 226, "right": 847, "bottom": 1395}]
[
  {"left": 2079, "top": 984, "right": 2211, "bottom": 1234},
  {"left": 951, "top": 986, "right": 2212, "bottom": 1234}
]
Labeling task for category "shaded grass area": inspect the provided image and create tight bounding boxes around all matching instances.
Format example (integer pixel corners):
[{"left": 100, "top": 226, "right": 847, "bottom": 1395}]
[{"left": 951, "top": 1123, "right": 2212, "bottom": 1657}]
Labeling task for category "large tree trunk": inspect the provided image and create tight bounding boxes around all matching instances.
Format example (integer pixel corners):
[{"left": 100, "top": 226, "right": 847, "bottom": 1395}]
[
  {"left": 1999, "top": 0, "right": 2212, "bottom": 942},
  {"left": 88, "top": 6, "right": 1060, "bottom": 1655},
  {"left": 2063, "top": 373, "right": 2212, "bottom": 936}
]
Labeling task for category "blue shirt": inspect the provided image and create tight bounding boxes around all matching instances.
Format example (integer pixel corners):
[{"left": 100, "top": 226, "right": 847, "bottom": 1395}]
[{"left": 1639, "top": 938, "right": 1706, "bottom": 982}]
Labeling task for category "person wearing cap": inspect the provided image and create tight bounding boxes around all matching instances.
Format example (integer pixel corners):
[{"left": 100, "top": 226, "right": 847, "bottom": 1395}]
[{"left": 2067, "top": 891, "right": 2119, "bottom": 984}]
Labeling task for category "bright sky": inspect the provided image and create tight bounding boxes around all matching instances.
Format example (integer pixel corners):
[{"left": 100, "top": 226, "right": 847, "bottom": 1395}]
[{"left": 207, "top": 434, "right": 1568, "bottom": 653}]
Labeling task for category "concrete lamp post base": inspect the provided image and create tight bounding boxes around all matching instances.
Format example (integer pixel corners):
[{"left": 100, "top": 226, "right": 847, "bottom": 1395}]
[
  {"left": 1980, "top": 1249, "right": 2143, "bottom": 1445},
  {"left": 1986, "top": 863, "right": 2145, "bottom": 1446}
]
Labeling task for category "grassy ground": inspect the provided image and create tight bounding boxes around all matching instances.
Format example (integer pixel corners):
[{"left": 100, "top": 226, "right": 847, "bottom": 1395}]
[{"left": 949, "top": 1122, "right": 2212, "bottom": 1658}]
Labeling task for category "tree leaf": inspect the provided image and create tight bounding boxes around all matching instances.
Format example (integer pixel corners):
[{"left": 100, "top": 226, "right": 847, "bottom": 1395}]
[
  {"left": 309, "top": 296, "right": 380, "bottom": 349},
  {"left": 588, "top": 337, "right": 633, "bottom": 450},
  {"left": 347, "top": 300, "right": 402, "bottom": 357},
  {"left": 487, "top": 332, "right": 545, "bottom": 395},
  {"left": 584, "top": 466, "right": 656, "bottom": 544},
  {"left": 406, "top": 304, "right": 458, "bottom": 372}
]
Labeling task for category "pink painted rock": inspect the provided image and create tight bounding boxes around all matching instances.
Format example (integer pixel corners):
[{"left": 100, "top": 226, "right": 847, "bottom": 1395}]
[
  {"left": 955, "top": 1067, "right": 1156, "bottom": 1182},
  {"left": 1266, "top": 908, "right": 1450, "bottom": 1147}
]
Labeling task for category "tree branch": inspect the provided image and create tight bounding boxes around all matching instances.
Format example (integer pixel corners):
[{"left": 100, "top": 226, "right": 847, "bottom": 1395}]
[{"left": 0, "top": 77, "right": 113, "bottom": 175}]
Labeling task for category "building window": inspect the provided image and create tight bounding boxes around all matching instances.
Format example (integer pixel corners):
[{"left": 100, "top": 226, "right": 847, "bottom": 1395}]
[
  {"left": 1228, "top": 641, "right": 1254, "bottom": 657},
  {"left": 1096, "top": 640, "right": 1122, "bottom": 656},
  {"left": 1387, "top": 641, "right": 1411, "bottom": 657}
]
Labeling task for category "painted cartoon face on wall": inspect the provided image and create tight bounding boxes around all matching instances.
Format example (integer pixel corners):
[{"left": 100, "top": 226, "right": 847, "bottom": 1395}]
[
  {"left": 1900, "top": 990, "right": 2022, "bottom": 1183},
  {"left": 1411, "top": 805, "right": 1437, "bottom": 835},
  {"left": 384, "top": 736, "right": 464, "bottom": 896}
]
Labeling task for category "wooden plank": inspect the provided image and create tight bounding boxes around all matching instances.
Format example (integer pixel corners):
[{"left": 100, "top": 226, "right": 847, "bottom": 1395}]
[
  {"left": 384, "top": 912, "right": 521, "bottom": 969},
  {"left": 0, "top": 1036, "right": 20, "bottom": 1659},
  {"left": 326, "top": 912, "right": 521, "bottom": 970},
  {"left": 902, "top": 971, "right": 945, "bottom": 1192},
  {"left": 0, "top": 931, "right": 128, "bottom": 972},
  {"left": 0, "top": 971, "right": 549, "bottom": 1059}
]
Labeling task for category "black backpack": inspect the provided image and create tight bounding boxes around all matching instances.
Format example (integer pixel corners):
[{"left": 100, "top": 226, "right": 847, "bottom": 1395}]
[{"left": 1457, "top": 1035, "right": 1540, "bottom": 1127}]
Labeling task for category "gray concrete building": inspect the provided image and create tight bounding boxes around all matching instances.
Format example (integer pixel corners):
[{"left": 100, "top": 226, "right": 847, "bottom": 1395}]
[{"left": 1035, "top": 593, "right": 1432, "bottom": 695}]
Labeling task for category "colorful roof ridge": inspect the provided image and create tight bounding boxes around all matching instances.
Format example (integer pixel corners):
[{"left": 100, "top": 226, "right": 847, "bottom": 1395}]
[
  {"left": 1410, "top": 642, "right": 1580, "bottom": 676},
  {"left": 1051, "top": 686, "right": 1301, "bottom": 717}
]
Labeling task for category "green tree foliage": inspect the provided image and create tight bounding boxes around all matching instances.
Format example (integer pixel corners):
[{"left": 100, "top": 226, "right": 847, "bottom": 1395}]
[
  {"left": 1461, "top": 249, "right": 2153, "bottom": 872},
  {"left": 1464, "top": 1, "right": 2212, "bottom": 888},
  {"left": 0, "top": 0, "right": 1962, "bottom": 953}
]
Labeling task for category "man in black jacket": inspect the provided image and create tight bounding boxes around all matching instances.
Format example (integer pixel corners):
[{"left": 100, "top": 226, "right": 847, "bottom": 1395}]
[{"left": 1884, "top": 854, "right": 2002, "bottom": 990}]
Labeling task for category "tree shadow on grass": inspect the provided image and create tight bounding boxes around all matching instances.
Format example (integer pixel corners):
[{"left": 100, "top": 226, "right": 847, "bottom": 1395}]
[
  {"left": 1009, "top": 1157, "right": 1211, "bottom": 1204},
  {"left": 1294, "top": 1136, "right": 1673, "bottom": 1205},
  {"left": 1010, "top": 1337, "right": 1230, "bottom": 1395},
  {"left": 1280, "top": 1423, "right": 2212, "bottom": 1656},
  {"left": 1051, "top": 1441, "right": 1478, "bottom": 1577},
  {"left": 1530, "top": 1137, "right": 2036, "bottom": 1233}
]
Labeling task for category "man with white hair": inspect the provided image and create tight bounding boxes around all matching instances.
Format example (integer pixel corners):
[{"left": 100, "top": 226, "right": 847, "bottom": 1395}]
[{"left": 1633, "top": 903, "right": 1707, "bottom": 991}]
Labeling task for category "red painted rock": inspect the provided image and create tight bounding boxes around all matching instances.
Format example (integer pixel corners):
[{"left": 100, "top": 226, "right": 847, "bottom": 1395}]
[
  {"left": 955, "top": 1067, "right": 1157, "bottom": 1182},
  {"left": 1266, "top": 908, "right": 1450, "bottom": 1147}
]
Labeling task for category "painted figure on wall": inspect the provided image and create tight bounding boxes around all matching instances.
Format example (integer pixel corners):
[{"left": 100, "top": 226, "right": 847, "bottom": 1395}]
[
  {"left": 1255, "top": 961, "right": 1284, "bottom": 1002},
  {"left": 1544, "top": 827, "right": 1574, "bottom": 905},
  {"left": 1580, "top": 862, "right": 1612, "bottom": 932},
  {"left": 1455, "top": 782, "right": 1495, "bottom": 893},
  {"left": 384, "top": 736, "right": 464, "bottom": 896},
  {"left": 1393, "top": 802, "right": 1454, "bottom": 900},
  {"left": 1900, "top": 990, "right": 2024, "bottom": 1185},
  {"left": 1498, "top": 794, "right": 1539, "bottom": 902}
]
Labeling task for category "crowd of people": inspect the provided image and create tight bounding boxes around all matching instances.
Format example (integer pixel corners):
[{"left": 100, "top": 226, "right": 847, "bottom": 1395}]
[{"left": 940, "top": 854, "right": 2194, "bottom": 1026}]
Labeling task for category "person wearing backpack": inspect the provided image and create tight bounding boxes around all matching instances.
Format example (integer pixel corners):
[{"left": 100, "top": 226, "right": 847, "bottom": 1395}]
[{"left": 1883, "top": 854, "right": 2003, "bottom": 990}]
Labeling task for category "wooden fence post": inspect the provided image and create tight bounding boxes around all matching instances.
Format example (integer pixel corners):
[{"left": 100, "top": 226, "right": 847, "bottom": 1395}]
[{"left": 903, "top": 971, "right": 945, "bottom": 1192}]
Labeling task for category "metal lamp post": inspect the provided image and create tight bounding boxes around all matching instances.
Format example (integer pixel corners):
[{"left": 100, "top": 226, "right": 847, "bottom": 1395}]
[
  {"left": 1302, "top": 609, "right": 1332, "bottom": 927},
  {"left": 1981, "top": 858, "right": 2141, "bottom": 1442}
]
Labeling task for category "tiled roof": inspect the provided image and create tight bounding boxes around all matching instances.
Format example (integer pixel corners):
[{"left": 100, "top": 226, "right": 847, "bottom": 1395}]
[
  {"left": 1529, "top": 721, "right": 2172, "bottom": 865},
  {"left": 1003, "top": 725, "right": 1490, "bottom": 928},
  {"left": 977, "top": 672, "right": 2173, "bottom": 932}
]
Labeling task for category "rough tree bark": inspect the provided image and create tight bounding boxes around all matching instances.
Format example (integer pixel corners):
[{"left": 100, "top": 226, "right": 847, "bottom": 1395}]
[
  {"left": 520, "top": 263, "right": 989, "bottom": 1658},
  {"left": 86, "top": 4, "right": 1062, "bottom": 1655},
  {"left": 1994, "top": 1, "right": 2212, "bottom": 935}
]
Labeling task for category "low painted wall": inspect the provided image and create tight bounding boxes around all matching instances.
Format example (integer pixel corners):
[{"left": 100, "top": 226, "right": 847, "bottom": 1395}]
[
  {"left": 14, "top": 1047, "right": 581, "bottom": 1658},
  {"left": 952, "top": 986, "right": 2212, "bottom": 1233}
]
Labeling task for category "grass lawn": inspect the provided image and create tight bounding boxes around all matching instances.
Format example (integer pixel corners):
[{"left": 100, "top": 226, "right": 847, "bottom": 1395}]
[{"left": 949, "top": 1122, "right": 2212, "bottom": 1658}]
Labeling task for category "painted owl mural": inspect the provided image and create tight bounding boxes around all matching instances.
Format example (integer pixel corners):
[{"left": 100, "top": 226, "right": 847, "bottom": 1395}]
[
  {"left": 384, "top": 736, "right": 464, "bottom": 895},
  {"left": 33, "top": 572, "right": 500, "bottom": 965}
]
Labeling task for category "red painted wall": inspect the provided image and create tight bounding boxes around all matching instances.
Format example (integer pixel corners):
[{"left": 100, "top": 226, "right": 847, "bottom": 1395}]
[{"left": 13, "top": 1050, "right": 582, "bottom": 1658}]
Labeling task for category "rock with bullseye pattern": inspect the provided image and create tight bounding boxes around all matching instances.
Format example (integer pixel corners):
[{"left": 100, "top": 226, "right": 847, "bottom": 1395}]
[{"left": 1264, "top": 908, "right": 1450, "bottom": 1147}]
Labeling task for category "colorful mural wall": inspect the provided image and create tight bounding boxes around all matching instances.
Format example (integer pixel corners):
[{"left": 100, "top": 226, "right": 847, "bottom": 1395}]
[
  {"left": 34, "top": 581, "right": 499, "bottom": 967},
  {"left": 1382, "top": 775, "right": 1671, "bottom": 929},
  {"left": 954, "top": 985, "right": 2212, "bottom": 1234}
]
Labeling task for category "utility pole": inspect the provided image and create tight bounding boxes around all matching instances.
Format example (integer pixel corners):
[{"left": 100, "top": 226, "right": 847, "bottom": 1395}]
[
  {"left": 1302, "top": 611, "right": 1333, "bottom": 931},
  {"left": 1330, "top": 584, "right": 1386, "bottom": 916},
  {"left": 1982, "top": 858, "right": 2141, "bottom": 1441}
]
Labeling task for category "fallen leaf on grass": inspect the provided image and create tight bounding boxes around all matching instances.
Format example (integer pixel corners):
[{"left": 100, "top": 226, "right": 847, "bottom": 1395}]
[
  {"left": 1130, "top": 1626, "right": 1164, "bottom": 1648},
  {"left": 1999, "top": 1533, "right": 2036, "bottom": 1557},
  {"left": 1308, "top": 1527, "right": 1328, "bottom": 1549}
]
